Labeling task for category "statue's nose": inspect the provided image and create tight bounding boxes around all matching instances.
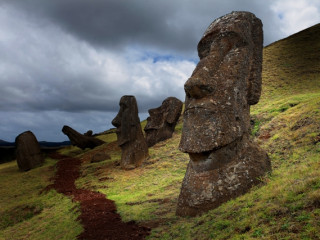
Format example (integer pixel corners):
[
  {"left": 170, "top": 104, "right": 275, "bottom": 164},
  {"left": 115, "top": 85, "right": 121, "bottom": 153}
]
[
  {"left": 184, "top": 77, "right": 215, "bottom": 99},
  {"left": 112, "top": 114, "right": 121, "bottom": 128}
]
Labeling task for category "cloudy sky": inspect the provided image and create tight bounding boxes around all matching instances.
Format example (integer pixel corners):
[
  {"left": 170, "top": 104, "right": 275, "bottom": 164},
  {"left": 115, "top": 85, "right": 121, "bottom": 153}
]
[{"left": 1, "top": 0, "right": 320, "bottom": 142}]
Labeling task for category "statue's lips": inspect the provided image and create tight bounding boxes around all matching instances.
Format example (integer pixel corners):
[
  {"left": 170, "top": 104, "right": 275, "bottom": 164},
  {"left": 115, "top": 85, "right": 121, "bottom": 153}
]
[
  {"left": 184, "top": 97, "right": 218, "bottom": 114},
  {"left": 184, "top": 103, "right": 217, "bottom": 115}
]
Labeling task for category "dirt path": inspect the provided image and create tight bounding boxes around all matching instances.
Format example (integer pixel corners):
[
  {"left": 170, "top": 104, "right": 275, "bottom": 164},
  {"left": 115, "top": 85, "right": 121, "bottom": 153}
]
[{"left": 48, "top": 153, "right": 150, "bottom": 240}]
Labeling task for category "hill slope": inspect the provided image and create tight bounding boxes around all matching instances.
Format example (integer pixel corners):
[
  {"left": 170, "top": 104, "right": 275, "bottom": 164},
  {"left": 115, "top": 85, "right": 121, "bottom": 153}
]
[
  {"left": 262, "top": 23, "right": 320, "bottom": 100},
  {"left": 1, "top": 24, "right": 320, "bottom": 240}
]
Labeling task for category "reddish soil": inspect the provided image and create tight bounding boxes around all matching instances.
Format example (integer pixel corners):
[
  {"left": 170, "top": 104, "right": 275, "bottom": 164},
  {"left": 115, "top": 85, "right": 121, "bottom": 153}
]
[{"left": 47, "top": 153, "right": 150, "bottom": 240}]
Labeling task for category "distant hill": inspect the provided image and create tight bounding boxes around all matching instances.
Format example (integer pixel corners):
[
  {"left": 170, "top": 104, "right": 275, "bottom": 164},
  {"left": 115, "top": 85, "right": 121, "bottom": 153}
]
[
  {"left": 39, "top": 141, "right": 71, "bottom": 148},
  {"left": 0, "top": 140, "right": 71, "bottom": 148},
  {"left": 0, "top": 140, "right": 71, "bottom": 163},
  {"left": 0, "top": 140, "right": 15, "bottom": 147}
]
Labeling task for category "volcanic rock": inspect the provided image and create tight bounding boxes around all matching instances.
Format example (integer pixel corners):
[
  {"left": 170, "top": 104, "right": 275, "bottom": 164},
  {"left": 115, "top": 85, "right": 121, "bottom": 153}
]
[
  {"left": 112, "top": 95, "right": 148, "bottom": 170},
  {"left": 144, "top": 97, "right": 183, "bottom": 147},
  {"left": 62, "top": 125, "right": 104, "bottom": 150},
  {"left": 15, "top": 131, "right": 44, "bottom": 171},
  {"left": 176, "top": 11, "right": 271, "bottom": 217}
]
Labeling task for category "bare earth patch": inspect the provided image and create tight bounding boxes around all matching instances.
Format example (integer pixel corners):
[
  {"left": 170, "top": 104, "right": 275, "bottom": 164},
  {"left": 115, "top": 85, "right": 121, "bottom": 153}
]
[{"left": 47, "top": 153, "right": 150, "bottom": 240}]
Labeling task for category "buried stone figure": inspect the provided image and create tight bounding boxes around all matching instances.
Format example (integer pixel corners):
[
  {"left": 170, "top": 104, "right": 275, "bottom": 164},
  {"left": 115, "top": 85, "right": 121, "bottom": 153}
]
[
  {"left": 144, "top": 97, "right": 183, "bottom": 147},
  {"left": 112, "top": 95, "right": 149, "bottom": 170},
  {"left": 15, "top": 131, "right": 44, "bottom": 171},
  {"left": 176, "top": 11, "right": 271, "bottom": 217}
]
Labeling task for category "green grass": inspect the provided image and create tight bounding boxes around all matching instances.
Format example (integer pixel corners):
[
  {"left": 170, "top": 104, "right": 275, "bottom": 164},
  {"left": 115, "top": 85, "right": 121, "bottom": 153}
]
[
  {"left": 76, "top": 131, "right": 189, "bottom": 222},
  {"left": 0, "top": 159, "right": 82, "bottom": 240}
]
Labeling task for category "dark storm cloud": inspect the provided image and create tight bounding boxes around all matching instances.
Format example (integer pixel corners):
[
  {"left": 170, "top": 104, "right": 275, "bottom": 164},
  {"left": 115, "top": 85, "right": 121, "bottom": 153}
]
[
  {"left": 6, "top": 0, "right": 279, "bottom": 54},
  {"left": 6, "top": 0, "right": 195, "bottom": 55},
  {"left": 0, "top": 3, "right": 193, "bottom": 115}
]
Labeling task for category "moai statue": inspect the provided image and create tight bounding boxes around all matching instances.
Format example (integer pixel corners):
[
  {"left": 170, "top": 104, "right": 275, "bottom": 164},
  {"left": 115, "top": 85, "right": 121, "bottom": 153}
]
[
  {"left": 112, "top": 95, "right": 149, "bottom": 170},
  {"left": 15, "top": 131, "right": 44, "bottom": 171},
  {"left": 176, "top": 11, "right": 271, "bottom": 217},
  {"left": 144, "top": 97, "right": 183, "bottom": 147},
  {"left": 62, "top": 125, "right": 104, "bottom": 150}
]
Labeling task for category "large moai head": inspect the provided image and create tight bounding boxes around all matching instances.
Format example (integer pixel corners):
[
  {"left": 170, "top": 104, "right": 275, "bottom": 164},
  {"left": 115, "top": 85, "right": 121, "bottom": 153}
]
[
  {"left": 176, "top": 12, "right": 270, "bottom": 217},
  {"left": 144, "top": 97, "right": 183, "bottom": 147},
  {"left": 179, "top": 11, "right": 263, "bottom": 155},
  {"left": 15, "top": 131, "right": 44, "bottom": 171},
  {"left": 112, "top": 95, "right": 148, "bottom": 169}
]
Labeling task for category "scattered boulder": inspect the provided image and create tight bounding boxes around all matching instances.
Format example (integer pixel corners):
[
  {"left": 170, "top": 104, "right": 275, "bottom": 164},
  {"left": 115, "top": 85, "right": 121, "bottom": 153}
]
[
  {"left": 84, "top": 130, "right": 93, "bottom": 136},
  {"left": 144, "top": 97, "right": 183, "bottom": 147},
  {"left": 112, "top": 95, "right": 148, "bottom": 170},
  {"left": 176, "top": 11, "right": 271, "bottom": 217},
  {"left": 91, "top": 151, "right": 111, "bottom": 163},
  {"left": 62, "top": 125, "right": 104, "bottom": 150},
  {"left": 15, "top": 131, "right": 44, "bottom": 171}
]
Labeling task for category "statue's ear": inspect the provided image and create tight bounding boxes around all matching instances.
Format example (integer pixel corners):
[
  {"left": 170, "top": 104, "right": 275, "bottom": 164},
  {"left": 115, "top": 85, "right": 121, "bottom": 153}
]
[
  {"left": 166, "top": 109, "right": 178, "bottom": 124},
  {"left": 166, "top": 98, "right": 183, "bottom": 124},
  {"left": 247, "top": 17, "right": 263, "bottom": 105}
]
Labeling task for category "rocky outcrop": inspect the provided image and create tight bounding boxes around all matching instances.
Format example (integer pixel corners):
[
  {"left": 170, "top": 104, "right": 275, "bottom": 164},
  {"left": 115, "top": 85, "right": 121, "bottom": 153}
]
[
  {"left": 144, "top": 97, "right": 183, "bottom": 147},
  {"left": 176, "top": 11, "right": 271, "bottom": 217},
  {"left": 15, "top": 131, "right": 44, "bottom": 171},
  {"left": 62, "top": 126, "right": 104, "bottom": 150},
  {"left": 112, "top": 95, "right": 148, "bottom": 170}
]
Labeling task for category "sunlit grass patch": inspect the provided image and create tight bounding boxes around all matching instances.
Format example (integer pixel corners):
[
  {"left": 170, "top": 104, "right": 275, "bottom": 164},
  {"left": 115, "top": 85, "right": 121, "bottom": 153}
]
[
  {"left": 76, "top": 132, "right": 189, "bottom": 223},
  {"left": 0, "top": 158, "right": 82, "bottom": 240}
]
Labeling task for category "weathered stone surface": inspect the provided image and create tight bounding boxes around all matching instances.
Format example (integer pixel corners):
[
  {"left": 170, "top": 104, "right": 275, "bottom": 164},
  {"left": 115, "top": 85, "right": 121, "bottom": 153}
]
[
  {"left": 144, "top": 97, "right": 183, "bottom": 147},
  {"left": 176, "top": 11, "right": 271, "bottom": 217},
  {"left": 15, "top": 131, "right": 44, "bottom": 171},
  {"left": 91, "top": 151, "right": 111, "bottom": 163},
  {"left": 112, "top": 95, "right": 148, "bottom": 170},
  {"left": 62, "top": 126, "right": 104, "bottom": 150},
  {"left": 177, "top": 135, "right": 270, "bottom": 216}
]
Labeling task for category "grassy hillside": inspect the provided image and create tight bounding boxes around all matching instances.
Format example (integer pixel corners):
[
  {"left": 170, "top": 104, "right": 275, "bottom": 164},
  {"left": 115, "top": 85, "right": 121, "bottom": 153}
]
[
  {"left": 0, "top": 159, "right": 82, "bottom": 240},
  {"left": 1, "top": 24, "right": 320, "bottom": 240}
]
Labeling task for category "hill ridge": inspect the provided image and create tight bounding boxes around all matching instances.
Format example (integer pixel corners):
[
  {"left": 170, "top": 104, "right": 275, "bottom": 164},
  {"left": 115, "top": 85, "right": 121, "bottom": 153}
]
[{"left": 266, "top": 23, "right": 320, "bottom": 48}]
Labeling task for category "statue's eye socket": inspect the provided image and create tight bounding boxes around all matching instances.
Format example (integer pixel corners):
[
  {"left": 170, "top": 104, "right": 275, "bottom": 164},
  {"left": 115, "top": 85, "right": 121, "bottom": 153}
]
[
  {"left": 210, "top": 31, "right": 247, "bottom": 53},
  {"left": 185, "top": 83, "right": 215, "bottom": 99}
]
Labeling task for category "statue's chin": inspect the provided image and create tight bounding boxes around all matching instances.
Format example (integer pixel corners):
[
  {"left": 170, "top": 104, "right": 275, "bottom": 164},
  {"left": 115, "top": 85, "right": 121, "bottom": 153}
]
[
  {"left": 117, "top": 134, "right": 129, "bottom": 146},
  {"left": 188, "top": 152, "right": 211, "bottom": 161},
  {"left": 180, "top": 105, "right": 244, "bottom": 153}
]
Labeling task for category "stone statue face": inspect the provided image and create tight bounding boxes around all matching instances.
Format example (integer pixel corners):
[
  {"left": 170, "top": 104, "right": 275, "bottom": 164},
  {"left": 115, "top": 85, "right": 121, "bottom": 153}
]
[
  {"left": 179, "top": 12, "right": 263, "bottom": 154},
  {"left": 112, "top": 95, "right": 140, "bottom": 146},
  {"left": 144, "top": 97, "right": 182, "bottom": 130},
  {"left": 144, "top": 97, "right": 183, "bottom": 147}
]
